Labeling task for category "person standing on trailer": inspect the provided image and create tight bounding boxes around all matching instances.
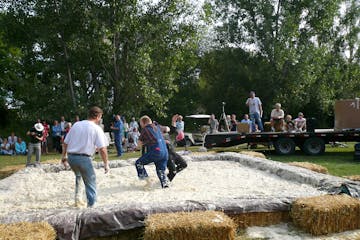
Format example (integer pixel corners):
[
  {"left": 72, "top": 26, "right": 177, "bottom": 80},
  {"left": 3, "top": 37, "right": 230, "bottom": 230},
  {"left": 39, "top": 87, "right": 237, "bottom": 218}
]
[
  {"left": 135, "top": 115, "right": 169, "bottom": 188},
  {"left": 246, "top": 91, "right": 264, "bottom": 132}
]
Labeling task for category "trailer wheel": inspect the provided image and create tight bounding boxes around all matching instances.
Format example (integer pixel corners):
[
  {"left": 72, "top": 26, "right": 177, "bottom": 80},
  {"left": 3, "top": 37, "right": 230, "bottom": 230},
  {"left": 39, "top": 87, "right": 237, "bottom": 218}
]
[
  {"left": 303, "top": 137, "right": 325, "bottom": 155},
  {"left": 274, "top": 138, "right": 296, "bottom": 155}
]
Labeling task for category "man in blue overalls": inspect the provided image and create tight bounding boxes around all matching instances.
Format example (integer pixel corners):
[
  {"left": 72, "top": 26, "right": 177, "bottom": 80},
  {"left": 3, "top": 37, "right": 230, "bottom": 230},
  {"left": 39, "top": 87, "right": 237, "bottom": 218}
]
[
  {"left": 111, "top": 114, "right": 123, "bottom": 157},
  {"left": 135, "top": 115, "right": 169, "bottom": 188}
]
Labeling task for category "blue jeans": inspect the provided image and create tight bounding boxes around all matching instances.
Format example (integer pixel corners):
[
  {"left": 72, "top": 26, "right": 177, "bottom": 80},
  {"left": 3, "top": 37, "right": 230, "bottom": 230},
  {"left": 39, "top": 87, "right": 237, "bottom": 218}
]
[
  {"left": 27, "top": 143, "right": 41, "bottom": 164},
  {"left": 135, "top": 145, "right": 168, "bottom": 188},
  {"left": 115, "top": 136, "right": 123, "bottom": 156},
  {"left": 250, "top": 112, "right": 264, "bottom": 132},
  {"left": 68, "top": 155, "right": 96, "bottom": 207}
]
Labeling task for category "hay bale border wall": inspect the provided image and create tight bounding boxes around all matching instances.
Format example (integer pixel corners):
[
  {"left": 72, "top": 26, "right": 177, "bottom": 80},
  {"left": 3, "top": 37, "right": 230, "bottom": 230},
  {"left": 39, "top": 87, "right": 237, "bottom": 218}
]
[{"left": 2, "top": 152, "right": 360, "bottom": 240}]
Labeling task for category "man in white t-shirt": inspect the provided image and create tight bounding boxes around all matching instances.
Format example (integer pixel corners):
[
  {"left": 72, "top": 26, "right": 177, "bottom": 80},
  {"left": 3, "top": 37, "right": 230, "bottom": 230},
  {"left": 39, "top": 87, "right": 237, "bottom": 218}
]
[
  {"left": 245, "top": 91, "right": 264, "bottom": 132},
  {"left": 62, "top": 106, "right": 109, "bottom": 208}
]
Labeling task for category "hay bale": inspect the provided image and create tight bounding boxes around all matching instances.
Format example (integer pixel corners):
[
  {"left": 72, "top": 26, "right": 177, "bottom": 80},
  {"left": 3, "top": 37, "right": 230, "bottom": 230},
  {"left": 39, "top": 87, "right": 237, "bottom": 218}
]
[
  {"left": 229, "top": 211, "right": 290, "bottom": 228},
  {"left": 144, "top": 211, "right": 236, "bottom": 240},
  {"left": 240, "top": 151, "right": 266, "bottom": 159},
  {"left": 291, "top": 194, "right": 360, "bottom": 235},
  {"left": 343, "top": 175, "right": 360, "bottom": 181},
  {"left": 0, "top": 222, "right": 56, "bottom": 240},
  {"left": 288, "top": 162, "right": 328, "bottom": 174}
]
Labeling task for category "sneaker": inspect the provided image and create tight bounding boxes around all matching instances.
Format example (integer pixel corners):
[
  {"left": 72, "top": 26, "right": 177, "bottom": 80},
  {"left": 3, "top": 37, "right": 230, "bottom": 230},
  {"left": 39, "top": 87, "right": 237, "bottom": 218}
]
[{"left": 167, "top": 172, "right": 176, "bottom": 182}]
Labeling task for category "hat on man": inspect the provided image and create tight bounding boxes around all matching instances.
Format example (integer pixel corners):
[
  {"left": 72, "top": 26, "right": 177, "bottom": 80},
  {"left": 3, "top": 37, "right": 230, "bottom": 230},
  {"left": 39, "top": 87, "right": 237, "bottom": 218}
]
[{"left": 34, "top": 123, "right": 44, "bottom": 132}]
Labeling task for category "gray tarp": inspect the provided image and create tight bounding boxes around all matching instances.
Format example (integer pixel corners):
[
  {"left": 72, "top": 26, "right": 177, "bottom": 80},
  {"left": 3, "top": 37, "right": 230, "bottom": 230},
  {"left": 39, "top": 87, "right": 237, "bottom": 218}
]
[{"left": 1, "top": 152, "right": 360, "bottom": 239}]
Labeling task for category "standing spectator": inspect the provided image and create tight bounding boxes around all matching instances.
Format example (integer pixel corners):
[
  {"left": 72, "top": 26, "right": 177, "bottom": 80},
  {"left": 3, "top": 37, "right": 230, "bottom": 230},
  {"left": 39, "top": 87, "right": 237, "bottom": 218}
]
[
  {"left": 241, "top": 114, "right": 253, "bottom": 133},
  {"left": 7, "top": 132, "right": 17, "bottom": 151},
  {"left": 15, "top": 137, "right": 27, "bottom": 155},
  {"left": 246, "top": 91, "right": 264, "bottom": 132},
  {"left": 61, "top": 122, "right": 72, "bottom": 143},
  {"left": 129, "top": 117, "right": 139, "bottom": 131},
  {"left": 1, "top": 138, "right": 13, "bottom": 155},
  {"left": 60, "top": 116, "right": 67, "bottom": 136},
  {"left": 61, "top": 106, "right": 109, "bottom": 208},
  {"left": 135, "top": 115, "right": 169, "bottom": 188},
  {"left": 270, "top": 103, "right": 285, "bottom": 132},
  {"left": 175, "top": 115, "right": 187, "bottom": 149},
  {"left": 122, "top": 117, "right": 129, "bottom": 139},
  {"left": 111, "top": 115, "right": 123, "bottom": 157},
  {"left": 74, "top": 115, "right": 80, "bottom": 123},
  {"left": 41, "top": 120, "right": 50, "bottom": 154},
  {"left": 52, "top": 120, "right": 62, "bottom": 153},
  {"left": 26, "top": 123, "right": 44, "bottom": 166},
  {"left": 176, "top": 115, "right": 185, "bottom": 132},
  {"left": 230, "top": 114, "right": 238, "bottom": 131},
  {"left": 294, "top": 112, "right": 307, "bottom": 132},
  {"left": 128, "top": 127, "right": 140, "bottom": 149},
  {"left": 208, "top": 114, "right": 219, "bottom": 134}
]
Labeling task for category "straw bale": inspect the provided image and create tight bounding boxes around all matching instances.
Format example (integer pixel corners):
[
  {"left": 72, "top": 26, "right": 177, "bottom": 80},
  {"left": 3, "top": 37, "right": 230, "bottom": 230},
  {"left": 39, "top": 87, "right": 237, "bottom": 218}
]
[
  {"left": 288, "top": 162, "right": 328, "bottom": 174},
  {"left": 228, "top": 211, "right": 290, "bottom": 228},
  {"left": 291, "top": 194, "right": 360, "bottom": 235},
  {"left": 240, "top": 151, "right": 266, "bottom": 159},
  {"left": 343, "top": 175, "right": 360, "bottom": 181},
  {"left": 0, "top": 221, "right": 56, "bottom": 240},
  {"left": 144, "top": 211, "right": 236, "bottom": 240}
]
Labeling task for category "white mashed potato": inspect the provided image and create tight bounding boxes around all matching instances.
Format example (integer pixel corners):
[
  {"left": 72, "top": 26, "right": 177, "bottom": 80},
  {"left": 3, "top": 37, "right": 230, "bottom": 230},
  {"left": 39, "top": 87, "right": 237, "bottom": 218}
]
[{"left": 0, "top": 160, "right": 325, "bottom": 217}]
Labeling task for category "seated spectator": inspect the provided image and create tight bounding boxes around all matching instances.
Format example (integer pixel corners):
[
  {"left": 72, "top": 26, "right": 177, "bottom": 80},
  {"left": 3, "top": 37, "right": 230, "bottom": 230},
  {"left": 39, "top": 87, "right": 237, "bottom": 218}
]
[
  {"left": 230, "top": 114, "right": 238, "bottom": 131},
  {"left": 284, "top": 115, "right": 295, "bottom": 132},
  {"left": 1, "top": 138, "right": 13, "bottom": 155},
  {"left": 270, "top": 103, "right": 285, "bottom": 132},
  {"left": 294, "top": 112, "right": 307, "bottom": 132},
  {"left": 15, "top": 137, "right": 27, "bottom": 155},
  {"left": 7, "top": 132, "right": 18, "bottom": 150},
  {"left": 240, "top": 114, "right": 253, "bottom": 133}
]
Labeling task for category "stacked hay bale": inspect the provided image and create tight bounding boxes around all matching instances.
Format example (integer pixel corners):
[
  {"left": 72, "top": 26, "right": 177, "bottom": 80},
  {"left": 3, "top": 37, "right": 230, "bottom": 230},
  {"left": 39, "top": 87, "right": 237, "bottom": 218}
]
[
  {"left": 240, "top": 151, "right": 266, "bottom": 159},
  {"left": 229, "top": 212, "right": 290, "bottom": 228},
  {"left": 0, "top": 222, "right": 56, "bottom": 240},
  {"left": 343, "top": 175, "right": 360, "bottom": 181},
  {"left": 288, "top": 162, "right": 328, "bottom": 174},
  {"left": 144, "top": 211, "right": 236, "bottom": 240},
  {"left": 291, "top": 194, "right": 360, "bottom": 235}
]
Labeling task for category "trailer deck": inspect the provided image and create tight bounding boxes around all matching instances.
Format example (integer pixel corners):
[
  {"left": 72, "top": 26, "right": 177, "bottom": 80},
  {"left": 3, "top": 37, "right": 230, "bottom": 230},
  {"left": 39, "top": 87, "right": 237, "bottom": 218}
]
[{"left": 204, "top": 129, "right": 360, "bottom": 155}]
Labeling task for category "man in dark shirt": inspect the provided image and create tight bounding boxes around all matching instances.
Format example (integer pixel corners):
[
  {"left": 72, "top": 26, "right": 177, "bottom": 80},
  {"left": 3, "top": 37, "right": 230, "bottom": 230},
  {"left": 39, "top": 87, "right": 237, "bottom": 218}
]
[
  {"left": 26, "top": 123, "right": 44, "bottom": 166},
  {"left": 135, "top": 115, "right": 169, "bottom": 188}
]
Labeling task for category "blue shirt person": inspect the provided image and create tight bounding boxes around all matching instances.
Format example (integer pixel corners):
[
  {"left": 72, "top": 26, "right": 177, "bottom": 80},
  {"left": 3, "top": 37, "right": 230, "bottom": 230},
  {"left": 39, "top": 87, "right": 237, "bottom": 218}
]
[{"left": 111, "top": 115, "right": 124, "bottom": 157}]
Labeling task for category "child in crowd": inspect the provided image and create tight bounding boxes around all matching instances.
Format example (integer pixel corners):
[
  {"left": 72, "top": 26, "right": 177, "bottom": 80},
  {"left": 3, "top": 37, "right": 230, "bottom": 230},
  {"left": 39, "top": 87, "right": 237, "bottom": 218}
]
[
  {"left": 15, "top": 137, "right": 27, "bottom": 155},
  {"left": 294, "top": 112, "right": 307, "bottom": 132}
]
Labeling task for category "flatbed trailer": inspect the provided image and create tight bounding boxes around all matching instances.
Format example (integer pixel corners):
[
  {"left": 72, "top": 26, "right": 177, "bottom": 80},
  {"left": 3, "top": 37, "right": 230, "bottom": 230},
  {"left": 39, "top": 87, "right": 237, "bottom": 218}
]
[{"left": 204, "top": 129, "right": 360, "bottom": 155}]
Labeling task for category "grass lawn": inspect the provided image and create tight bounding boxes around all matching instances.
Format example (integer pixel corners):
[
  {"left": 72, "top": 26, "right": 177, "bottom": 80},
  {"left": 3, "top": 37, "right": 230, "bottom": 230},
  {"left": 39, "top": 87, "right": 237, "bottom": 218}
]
[{"left": 0, "top": 143, "right": 358, "bottom": 178}]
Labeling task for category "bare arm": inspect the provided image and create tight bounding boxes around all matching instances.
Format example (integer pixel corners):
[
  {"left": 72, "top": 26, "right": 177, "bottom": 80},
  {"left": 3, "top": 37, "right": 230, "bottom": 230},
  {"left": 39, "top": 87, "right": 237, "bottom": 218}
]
[
  {"left": 259, "top": 104, "right": 263, "bottom": 117},
  {"left": 99, "top": 147, "right": 109, "bottom": 173}
]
